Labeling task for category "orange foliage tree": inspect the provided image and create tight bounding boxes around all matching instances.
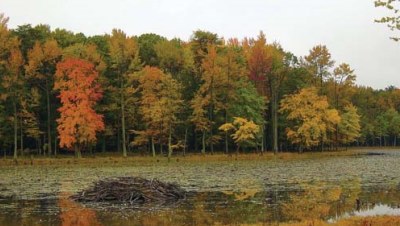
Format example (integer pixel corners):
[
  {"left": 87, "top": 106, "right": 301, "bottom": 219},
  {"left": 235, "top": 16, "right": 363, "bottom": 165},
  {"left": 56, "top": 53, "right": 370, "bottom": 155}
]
[{"left": 54, "top": 58, "right": 104, "bottom": 158}]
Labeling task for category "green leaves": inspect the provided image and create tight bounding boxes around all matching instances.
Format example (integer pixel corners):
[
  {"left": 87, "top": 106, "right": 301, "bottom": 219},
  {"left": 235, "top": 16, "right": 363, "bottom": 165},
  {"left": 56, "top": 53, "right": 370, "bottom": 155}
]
[{"left": 375, "top": 0, "right": 400, "bottom": 41}]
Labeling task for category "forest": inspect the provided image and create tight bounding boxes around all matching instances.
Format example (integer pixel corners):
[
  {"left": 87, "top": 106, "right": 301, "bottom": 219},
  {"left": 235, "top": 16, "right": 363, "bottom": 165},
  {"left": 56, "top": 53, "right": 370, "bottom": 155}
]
[{"left": 0, "top": 13, "right": 399, "bottom": 159}]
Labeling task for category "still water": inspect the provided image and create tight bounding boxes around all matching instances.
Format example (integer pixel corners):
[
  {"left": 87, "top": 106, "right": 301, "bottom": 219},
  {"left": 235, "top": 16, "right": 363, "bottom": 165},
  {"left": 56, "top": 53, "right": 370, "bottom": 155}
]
[{"left": 1, "top": 150, "right": 400, "bottom": 225}]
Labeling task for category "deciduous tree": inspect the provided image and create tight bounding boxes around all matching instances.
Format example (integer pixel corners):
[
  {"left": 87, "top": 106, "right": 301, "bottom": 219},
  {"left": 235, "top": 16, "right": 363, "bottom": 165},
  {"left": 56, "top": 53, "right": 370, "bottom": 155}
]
[
  {"left": 375, "top": 0, "right": 400, "bottom": 41},
  {"left": 19, "top": 87, "right": 42, "bottom": 153},
  {"left": 2, "top": 44, "right": 24, "bottom": 159},
  {"left": 155, "top": 39, "right": 195, "bottom": 155},
  {"left": 383, "top": 108, "right": 400, "bottom": 146},
  {"left": 25, "top": 39, "right": 62, "bottom": 155},
  {"left": 190, "top": 30, "right": 222, "bottom": 71},
  {"left": 108, "top": 29, "right": 141, "bottom": 157},
  {"left": 137, "top": 33, "right": 166, "bottom": 66},
  {"left": 338, "top": 104, "right": 361, "bottom": 146},
  {"left": 247, "top": 31, "right": 272, "bottom": 96},
  {"left": 135, "top": 66, "right": 182, "bottom": 158},
  {"left": 0, "top": 14, "right": 25, "bottom": 159},
  {"left": 219, "top": 41, "right": 248, "bottom": 153},
  {"left": 191, "top": 45, "right": 224, "bottom": 154},
  {"left": 54, "top": 58, "right": 104, "bottom": 158},
  {"left": 219, "top": 117, "right": 260, "bottom": 153},
  {"left": 304, "top": 45, "right": 334, "bottom": 89},
  {"left": 279, "top": 87, "right": 340, "bottom": 152},
  {"left": 11, "top": 24, "right": 51, "bottom": 60},
  {"left": 331, "top": 63, "right": 356, "bottom": 109}
]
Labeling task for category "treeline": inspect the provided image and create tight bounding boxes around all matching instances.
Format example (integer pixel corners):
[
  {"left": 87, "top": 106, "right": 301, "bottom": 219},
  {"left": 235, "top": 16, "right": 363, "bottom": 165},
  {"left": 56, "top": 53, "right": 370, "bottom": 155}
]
[{"left": 0, "top": 13, "right": 399, "bottom": 158}]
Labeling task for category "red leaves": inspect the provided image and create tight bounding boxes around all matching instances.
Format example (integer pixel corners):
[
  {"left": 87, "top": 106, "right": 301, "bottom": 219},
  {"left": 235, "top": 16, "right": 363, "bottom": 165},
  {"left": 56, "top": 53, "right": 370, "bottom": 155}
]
[{"left": 54, "top": 58, "right": 104, "bottom": 150}]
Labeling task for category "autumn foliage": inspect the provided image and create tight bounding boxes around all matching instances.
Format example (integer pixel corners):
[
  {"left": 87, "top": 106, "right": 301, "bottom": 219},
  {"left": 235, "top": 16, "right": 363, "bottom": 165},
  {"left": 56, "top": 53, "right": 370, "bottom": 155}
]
[
  {"left": 54, "top": 58, "right": 104, "bottom": 153},
  {"left": 219, "top": 117, "right": 260, "bottom": 152},
  {"left": 134, "top": 66, "right": 182, "bottom": 158},
  {"left": 280, "top": 87, "right": 341, "bottom": 150},
  {"left": 0, "top": 13, "right": 399, "bottom": 157}
]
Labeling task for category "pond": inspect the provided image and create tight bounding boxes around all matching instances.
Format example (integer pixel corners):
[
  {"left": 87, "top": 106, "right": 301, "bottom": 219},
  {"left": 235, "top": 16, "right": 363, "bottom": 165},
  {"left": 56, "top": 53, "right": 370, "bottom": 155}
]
[{"left": 0, "top": 150, "right": 400, "bottom": 225}]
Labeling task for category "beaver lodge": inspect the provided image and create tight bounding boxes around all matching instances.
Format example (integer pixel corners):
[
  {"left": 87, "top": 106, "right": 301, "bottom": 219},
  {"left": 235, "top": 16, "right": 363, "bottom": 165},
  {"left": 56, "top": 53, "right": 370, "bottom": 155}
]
[{"left": 71, "top": 177, "right": 186, "bottom": 205}]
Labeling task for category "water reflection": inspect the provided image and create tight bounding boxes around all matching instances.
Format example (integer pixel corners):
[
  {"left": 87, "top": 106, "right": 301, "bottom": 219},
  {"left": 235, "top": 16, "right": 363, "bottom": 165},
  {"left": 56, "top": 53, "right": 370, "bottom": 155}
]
[
  {"left": 0, "top": 198, "right": 60, "bottom": 225},
  {"left": 81, "top": 180, "right": 400, "bottom": 225},
  {"left": 281, "top": 183, "right": 342, "bottom": 221},
  {"left": 1, "top": 179, "right": 400, "bottom": 225},
  {"left": 59, "top": 193, "right": 102, "bottom": 226}
]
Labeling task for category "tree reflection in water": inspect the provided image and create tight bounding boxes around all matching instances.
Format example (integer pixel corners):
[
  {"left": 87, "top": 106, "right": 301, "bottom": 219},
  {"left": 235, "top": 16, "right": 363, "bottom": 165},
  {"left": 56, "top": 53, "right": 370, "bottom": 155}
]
[
  {"left": 58, "top": 193, "right": 102, "bottom": 226},
  {"left": 58, "top": 180, "right": 102, "bottom": 226},
  {"left": 1, "top": 178, "right": 400, "bottom": 225}
]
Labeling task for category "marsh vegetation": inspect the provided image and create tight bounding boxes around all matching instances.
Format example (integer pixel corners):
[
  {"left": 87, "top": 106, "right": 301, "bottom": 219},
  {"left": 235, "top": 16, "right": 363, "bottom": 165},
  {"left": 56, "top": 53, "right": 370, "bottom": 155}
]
[{"left": 1, "top": 149, "right": 400, "bottom": 225}]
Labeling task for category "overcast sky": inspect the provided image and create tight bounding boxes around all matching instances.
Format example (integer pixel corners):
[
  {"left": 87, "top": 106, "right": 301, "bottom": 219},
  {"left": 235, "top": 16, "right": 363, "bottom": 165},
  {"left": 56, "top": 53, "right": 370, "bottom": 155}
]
[{"left": 2, "top": 0, "right": 399, "bottom": 89}]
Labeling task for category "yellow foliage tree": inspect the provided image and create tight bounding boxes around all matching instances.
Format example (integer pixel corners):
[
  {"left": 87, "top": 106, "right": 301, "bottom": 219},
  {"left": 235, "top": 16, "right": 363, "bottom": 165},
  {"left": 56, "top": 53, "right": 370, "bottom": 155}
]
[
  {"left": 279, "top": 87, "right": 340, "bottom": 152},
  {"left": 282, "top": 182, "right": 342, "bottom": 221},
  {"left": 25, "top": 39, "right": 62, "bottom": 156},
  {"left": 219, "top": 117, "right": 260, "bottom": 153},
  {"left": 191, "top": 44, "right": 225, "bottom": 154},
  {"left": 338, "top": 104, "right": 361, "bottom": 145},
  {"left": 135, "top": 66, "right": 182, "bottom": 158},
  {"left": 108, "top": 29, "right": 141, "bottom": 157},
  {"left": 304, "top": 45, "right": 334, "bottom": 88}
]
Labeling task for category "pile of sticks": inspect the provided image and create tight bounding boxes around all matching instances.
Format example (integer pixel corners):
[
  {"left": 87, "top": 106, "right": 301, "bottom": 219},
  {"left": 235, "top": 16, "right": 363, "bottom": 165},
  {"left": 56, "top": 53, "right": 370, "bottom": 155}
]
[{"left": 71, "top": 177, "right": 186, "bottom": 205}]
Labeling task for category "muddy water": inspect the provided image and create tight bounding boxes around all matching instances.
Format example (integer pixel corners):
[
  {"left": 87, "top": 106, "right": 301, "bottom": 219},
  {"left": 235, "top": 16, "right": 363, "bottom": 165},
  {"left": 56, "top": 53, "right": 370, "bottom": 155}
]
[{"left": 0, "top": 150, "right": 400, "bottom": 225}]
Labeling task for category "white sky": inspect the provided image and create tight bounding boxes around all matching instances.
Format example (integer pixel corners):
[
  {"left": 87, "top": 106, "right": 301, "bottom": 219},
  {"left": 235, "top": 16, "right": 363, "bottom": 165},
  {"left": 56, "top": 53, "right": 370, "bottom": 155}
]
[{"left": 2, "top": 0, "right": 399, "bottom": 89}]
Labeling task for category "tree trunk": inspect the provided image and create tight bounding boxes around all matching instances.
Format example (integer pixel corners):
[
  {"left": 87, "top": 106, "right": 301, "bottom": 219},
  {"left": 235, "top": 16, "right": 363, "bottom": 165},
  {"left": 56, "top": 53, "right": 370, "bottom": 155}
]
[
  {"left": 261, "top": 124, "right": 265, "bottom": 153},
  {"left": 75, "top": 144, "right": 82, "bottom": 158},
  {"left": 117, "top": 124, "right": 121, "bottom": 153},
  {"left": 36, "top": 139, "right": 40, "bottom": 155},
  {"left": 121, "top": 95, "right": 127, "bottom": 157},
  {"left": 224, "top": 110, "right": 229, "bottom": 154},
  {"left": 87, "top": 143, "right": 91, "bottom": 155},
  {"left": 335, "top": 80, "right": 339, "bottom": 151},
  {"left": 151, "top": 137, "right": 156, "bottom": 157},
  {"left": 183, "top": 127, "right": 188, "bottom": 156},
  {"left": 210, "top": 71, "right": 214, "bottom": 155},
  {"left": 13, "top": 101, "right": 18, "bottom": 159},
  {"left": 38, "top": 136, "right": 42, "bottom": 155},
  {"left": 168, "top": 125, "right": 172, "bottom": 161},
  {"left": 54, "top": 134, "right": 57, "bottom": 156},
  {"left": 201, "top": 130, "right": 206, "bottom": 155},
  {"left": 102, "top": 135, "right": 106, "bottom": 153},
  {"left": 127, "top": 133, "right": 131, "bottom": 152},
  {"left": 271, "top": 87, "right": 278, "bottom": 155},
  {"left": 210, "top": 125, "right": 214, "bottom": 155},
  {"left": 299, "top": 145, "right": 303, "bottom": 154},
  {"left": 320, "top": 136, "right": 324, "bottom": 152},
  {"left": 46, "top": 80, "right": 52, "bottom": 156},
  {"left": 20, "top": 118, "right": 24, "bottom": 157},
  {"left": 120, "top": 69, "right": 127, "bottom": 157},
  {"left": 394, "top": 136, "right": 397, "bottom": 147},
  {"left": 225, "top": 132, "right": 229, "bottom": 154},
  {"left": 194, "top": 129, "right": 198, "bottom": 153}
]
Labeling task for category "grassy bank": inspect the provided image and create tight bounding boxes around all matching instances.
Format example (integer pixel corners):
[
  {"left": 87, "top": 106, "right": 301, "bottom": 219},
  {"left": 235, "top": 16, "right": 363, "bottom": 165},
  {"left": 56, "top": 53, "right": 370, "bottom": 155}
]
[{"left": 0, "top": 149, "right": 369, "bottom": 167}]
